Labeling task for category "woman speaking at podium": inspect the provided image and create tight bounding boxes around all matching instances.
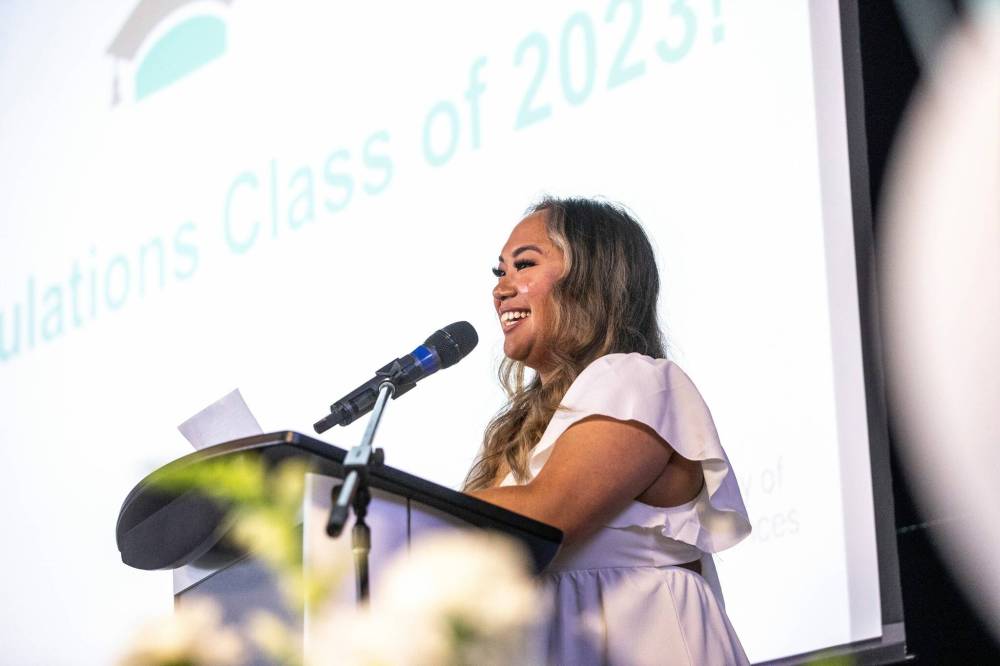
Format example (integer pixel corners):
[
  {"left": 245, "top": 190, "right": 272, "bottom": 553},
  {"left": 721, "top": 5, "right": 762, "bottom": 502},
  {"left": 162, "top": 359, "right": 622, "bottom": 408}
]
[{"left": 465, "top": 197, "right": 752, "bottom": 665}]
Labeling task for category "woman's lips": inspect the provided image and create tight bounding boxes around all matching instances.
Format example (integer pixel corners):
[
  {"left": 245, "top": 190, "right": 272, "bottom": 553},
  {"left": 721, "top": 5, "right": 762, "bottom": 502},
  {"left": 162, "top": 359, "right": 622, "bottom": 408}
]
[{"left": 502, "top": 317, "right": 524, "bottom": 334}]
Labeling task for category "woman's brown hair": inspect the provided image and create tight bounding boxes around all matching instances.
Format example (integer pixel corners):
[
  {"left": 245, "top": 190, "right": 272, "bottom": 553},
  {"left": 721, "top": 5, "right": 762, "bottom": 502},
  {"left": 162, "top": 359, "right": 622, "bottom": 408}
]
[{"left": 463, "top": 197, "right": 666, "bottom": 490}]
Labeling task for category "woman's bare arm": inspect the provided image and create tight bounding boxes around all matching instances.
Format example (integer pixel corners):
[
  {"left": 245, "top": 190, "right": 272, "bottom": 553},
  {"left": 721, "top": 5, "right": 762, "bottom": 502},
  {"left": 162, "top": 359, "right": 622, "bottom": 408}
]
[{"left": 467, "top": 415, "right": 672, "bottom": 544}]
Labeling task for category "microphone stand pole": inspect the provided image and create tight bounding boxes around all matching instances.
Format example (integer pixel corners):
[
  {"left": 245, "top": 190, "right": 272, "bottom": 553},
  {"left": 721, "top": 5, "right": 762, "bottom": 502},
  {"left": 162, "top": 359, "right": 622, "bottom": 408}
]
[{"left": 326, "top": 380, "right": 393, "bottom": 603}]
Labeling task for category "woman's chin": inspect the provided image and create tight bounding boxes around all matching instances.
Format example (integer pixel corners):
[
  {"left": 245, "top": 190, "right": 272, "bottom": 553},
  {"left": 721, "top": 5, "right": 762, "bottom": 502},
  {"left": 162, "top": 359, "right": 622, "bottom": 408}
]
[
  {"left": 503, "top": 339, "right": 530, "bottom": 363},
  {"left": 503, "top": 337, "right": 549, "bottom": 372},
  {"left": 504, "top": 347, "right": 525, "bottom": 362}
]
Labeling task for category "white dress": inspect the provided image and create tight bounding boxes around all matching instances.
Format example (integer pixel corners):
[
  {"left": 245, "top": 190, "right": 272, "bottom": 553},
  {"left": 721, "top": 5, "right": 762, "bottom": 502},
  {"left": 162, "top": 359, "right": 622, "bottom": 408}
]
[{"left": 500, "top": 353, "right": 752, "bottom": 665}]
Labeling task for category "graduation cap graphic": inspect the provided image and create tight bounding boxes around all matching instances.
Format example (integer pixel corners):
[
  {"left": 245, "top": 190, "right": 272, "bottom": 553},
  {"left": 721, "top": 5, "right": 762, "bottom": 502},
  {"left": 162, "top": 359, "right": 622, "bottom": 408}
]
[{"left": 106, "top": 0, "right": 233, "bottom": 104}]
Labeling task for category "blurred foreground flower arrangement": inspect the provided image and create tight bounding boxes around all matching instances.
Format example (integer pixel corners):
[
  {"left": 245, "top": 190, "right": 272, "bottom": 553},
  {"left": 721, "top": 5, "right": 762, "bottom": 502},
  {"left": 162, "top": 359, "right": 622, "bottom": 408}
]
[
  {"left": 117, "top": 456, "right": 542, "bottom": 666},
  {"left": 307, "top": 532, "right": 541, "bottom": 666},
  {"left": 119, "top": 597, "right": 245, "bottom": 666}
]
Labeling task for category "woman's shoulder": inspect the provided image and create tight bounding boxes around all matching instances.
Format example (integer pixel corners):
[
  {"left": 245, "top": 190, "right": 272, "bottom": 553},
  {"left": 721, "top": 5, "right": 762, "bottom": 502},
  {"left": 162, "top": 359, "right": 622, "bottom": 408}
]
[
  {"left": 552, "top": 353, "right": 712, "bottom": 440},
  {"left": 567, "top": 353, "right": 696, "bottom": 399}
]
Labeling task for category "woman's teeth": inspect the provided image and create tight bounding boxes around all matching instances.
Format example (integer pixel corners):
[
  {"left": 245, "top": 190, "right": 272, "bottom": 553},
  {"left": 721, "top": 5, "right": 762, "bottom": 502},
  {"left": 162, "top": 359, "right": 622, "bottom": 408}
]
[{"left": 500, "top": 310, "right": 530, "bottom": 328}]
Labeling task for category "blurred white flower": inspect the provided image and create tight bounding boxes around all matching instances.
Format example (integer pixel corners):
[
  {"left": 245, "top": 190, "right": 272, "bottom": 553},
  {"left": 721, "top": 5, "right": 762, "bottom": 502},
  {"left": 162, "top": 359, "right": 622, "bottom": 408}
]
[
  {"left": 247, "top": 610, "right": 301, "bottom": 665},
  {"left": 379, "top": 530, "right": 541, "bottom": 635},
  {"left": 306, "top": 530, "right": 544, "bottom": 665},
  {"left": 881, "top": 4, "right": 1000, "bottom": 644},
  {"left": 117, "top": 597, "right": 244, "bottom": 666},
  {"left": 308, "top": 604, "right": 447, "bottom": 666}
]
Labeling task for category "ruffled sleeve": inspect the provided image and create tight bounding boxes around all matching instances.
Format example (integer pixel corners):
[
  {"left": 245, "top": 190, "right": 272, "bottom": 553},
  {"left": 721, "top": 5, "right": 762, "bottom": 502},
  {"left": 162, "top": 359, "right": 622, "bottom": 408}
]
[{"left": 525, "top": 353, "right": 751, "bottom": 553}]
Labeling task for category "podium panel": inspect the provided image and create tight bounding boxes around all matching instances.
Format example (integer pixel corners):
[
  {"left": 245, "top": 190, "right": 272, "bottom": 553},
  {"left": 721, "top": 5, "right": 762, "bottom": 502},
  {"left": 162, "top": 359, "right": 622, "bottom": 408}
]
[{"left": 118, "top": 432, "right": 562, "bottom": 665}]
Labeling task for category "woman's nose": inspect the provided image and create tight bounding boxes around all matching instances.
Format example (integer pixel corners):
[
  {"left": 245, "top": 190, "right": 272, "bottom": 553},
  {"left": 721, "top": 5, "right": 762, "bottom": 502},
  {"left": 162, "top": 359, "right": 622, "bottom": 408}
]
[{"left": 493, "top": 278, "right": 515, "bottom": 301}]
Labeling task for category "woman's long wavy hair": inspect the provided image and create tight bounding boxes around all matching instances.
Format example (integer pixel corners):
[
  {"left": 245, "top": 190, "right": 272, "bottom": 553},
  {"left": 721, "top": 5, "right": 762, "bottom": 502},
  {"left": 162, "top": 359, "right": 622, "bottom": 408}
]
[{"left": 463, "top": 197, "right": 666, "bottom": 491}]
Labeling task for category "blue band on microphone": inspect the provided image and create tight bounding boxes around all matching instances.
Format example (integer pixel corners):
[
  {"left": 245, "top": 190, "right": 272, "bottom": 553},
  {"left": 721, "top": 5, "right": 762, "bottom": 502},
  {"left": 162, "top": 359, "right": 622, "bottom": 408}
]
[{"left": 411, "top": 344, "right": 440, "bottom": 375}]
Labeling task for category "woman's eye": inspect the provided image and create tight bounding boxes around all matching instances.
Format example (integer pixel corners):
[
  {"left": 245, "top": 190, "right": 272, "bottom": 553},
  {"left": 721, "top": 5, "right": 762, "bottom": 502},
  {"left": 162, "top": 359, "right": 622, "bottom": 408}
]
[{"left": 492, "top": 260, "right": 534, "bottom": 277}]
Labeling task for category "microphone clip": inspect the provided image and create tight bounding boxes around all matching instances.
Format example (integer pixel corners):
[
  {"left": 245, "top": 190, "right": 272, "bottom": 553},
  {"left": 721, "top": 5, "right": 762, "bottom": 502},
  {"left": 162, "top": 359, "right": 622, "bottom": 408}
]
[{"left": 374, "top": 361, "right": 418, "bottom": 398}]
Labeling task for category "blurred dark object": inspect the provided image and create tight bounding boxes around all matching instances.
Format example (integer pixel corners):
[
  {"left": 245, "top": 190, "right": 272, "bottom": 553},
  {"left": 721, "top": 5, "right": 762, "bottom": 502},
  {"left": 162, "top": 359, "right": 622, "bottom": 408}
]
[{"left": 859, "top": 2, "right": 1000, "bottom": 662}]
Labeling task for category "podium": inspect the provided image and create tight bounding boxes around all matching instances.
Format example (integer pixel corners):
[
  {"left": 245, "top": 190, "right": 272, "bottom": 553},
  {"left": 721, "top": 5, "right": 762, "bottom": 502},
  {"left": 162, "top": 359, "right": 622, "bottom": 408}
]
[{"left": 116, "top": 431, "right": 562, "bottom": 663}]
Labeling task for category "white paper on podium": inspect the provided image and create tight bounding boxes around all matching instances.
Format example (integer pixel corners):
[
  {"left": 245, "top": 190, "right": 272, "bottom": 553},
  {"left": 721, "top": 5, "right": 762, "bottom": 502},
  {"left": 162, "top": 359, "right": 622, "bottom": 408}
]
[
  {"left": 173, "top": 389, "right": 265, "bottom": 594},
  {"left": 177, "top": 388, "right": 263, "bottom": 450}
]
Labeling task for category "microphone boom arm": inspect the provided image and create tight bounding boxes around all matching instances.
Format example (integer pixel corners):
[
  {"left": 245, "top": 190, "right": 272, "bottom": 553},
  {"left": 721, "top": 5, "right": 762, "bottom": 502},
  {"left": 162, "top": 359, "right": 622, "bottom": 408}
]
[{"left": 325, "top": 379, "right": 394, "bottom": 603}]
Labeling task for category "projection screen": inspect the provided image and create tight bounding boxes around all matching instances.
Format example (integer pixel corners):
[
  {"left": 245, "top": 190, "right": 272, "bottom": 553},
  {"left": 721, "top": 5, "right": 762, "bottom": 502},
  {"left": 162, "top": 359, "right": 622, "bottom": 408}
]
[{"left": 0, "top": 0, "right": 904, "bottom": 662}]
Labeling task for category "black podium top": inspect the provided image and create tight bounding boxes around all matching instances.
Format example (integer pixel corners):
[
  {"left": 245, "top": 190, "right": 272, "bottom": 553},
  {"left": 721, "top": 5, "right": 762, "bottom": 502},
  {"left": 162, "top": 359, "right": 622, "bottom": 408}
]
[{"left": 116, "top": 431, "right": 563, "bottom": 573}]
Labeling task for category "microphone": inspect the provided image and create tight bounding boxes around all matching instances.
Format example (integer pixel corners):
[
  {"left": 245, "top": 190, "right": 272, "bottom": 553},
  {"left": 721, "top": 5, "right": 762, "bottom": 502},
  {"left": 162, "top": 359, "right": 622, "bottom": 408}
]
[{"left": 313, "top": 321, "right": 478, "bottom": 434}]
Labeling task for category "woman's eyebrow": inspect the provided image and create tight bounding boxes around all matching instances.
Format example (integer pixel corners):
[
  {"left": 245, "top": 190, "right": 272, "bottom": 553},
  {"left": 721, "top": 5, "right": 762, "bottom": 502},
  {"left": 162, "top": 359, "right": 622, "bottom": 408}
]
[{"left": 498, "top": 244, "right": 544, "bottom": 263}]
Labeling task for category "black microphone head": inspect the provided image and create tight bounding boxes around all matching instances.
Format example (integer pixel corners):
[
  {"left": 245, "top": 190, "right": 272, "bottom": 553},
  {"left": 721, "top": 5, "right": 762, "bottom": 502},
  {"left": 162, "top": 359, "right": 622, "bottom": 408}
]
[{"left": 425, "top": 321, "right": 478, "bottom": 368}]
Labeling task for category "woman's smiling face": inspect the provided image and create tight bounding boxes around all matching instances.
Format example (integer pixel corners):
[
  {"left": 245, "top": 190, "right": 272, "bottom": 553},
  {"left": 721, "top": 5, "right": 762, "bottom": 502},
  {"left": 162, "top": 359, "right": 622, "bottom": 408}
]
[{"left": 492, "top": 211, "right": 566, "bottom": 373}]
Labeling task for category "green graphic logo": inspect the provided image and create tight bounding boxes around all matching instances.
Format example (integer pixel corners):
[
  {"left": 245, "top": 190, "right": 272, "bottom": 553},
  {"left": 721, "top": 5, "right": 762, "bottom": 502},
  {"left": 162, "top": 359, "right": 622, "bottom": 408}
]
[{"left": 106, "top": 0, "right": 232, "bottom": 104}]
